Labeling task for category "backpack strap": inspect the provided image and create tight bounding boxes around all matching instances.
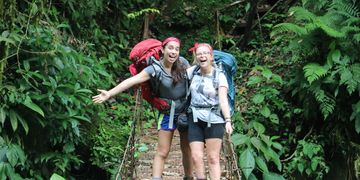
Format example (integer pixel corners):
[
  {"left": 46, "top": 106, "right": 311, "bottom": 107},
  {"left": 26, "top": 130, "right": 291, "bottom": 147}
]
[
  {"left": 149, "top": 57, "right": 163, "bottom": 96},
  {"left": 151, "top": 57, "right": 188, "bottom": 129},
  {"left": 187, "top": 66, "right": 223, "bottom": 127}
]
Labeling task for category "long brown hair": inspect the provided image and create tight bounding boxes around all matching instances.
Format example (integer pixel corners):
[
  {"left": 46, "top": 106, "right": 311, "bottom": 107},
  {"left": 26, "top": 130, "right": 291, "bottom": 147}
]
[{"left": 171, "top": 57, "right": 187, "bottom": 85}]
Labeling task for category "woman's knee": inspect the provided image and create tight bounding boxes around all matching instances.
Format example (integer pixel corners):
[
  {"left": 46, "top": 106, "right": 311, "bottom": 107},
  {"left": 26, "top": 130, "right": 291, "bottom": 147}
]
[
  {"left": 156, "top": 148, "right": 170, "bottom": 159},
  {"left": 207, "top": 154, "right": 220, "bottom": 165},
  {"left": 191, "top": 152, "right": 203, "bottom": 163}
]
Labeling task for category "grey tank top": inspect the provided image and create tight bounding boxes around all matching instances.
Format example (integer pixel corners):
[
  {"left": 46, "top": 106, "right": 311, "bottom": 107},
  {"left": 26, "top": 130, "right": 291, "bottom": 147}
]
[{"left": 144, "top": 56, "right": 189, "bottom": 113}]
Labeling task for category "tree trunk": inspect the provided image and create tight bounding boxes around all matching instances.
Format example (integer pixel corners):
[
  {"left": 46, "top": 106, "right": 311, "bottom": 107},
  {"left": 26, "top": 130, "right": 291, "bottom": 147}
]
[{"left": 239, "top": 0, "right": 259, "bottom": 49}]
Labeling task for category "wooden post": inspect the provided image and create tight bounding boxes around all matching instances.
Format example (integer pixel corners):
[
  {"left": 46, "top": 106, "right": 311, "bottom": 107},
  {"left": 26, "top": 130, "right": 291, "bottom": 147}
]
[{"left": 142, "top": 12, "right": 150, "bottom": 40}]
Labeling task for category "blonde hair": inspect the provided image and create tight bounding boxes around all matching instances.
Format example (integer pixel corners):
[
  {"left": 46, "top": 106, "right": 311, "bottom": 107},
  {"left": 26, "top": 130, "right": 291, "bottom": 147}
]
[{"left": 192, "top": 43, "right": 214, "bottom": 65}]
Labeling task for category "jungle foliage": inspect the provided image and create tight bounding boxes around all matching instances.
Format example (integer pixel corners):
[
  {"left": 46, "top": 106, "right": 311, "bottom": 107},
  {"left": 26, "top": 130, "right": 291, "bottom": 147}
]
[{"left": 0, "top": 0, "right": 359, "bottom": 179}]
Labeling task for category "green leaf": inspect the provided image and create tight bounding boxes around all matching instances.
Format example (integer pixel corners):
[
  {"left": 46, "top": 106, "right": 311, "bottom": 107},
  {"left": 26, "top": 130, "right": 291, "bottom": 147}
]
[
  {"left": 50, "top": 173, "right": 66, "bottom": 180},
  {"left": 63, "top": 143, "right": 75, "bottom": 153},
  {"left": 262, "top": 68, "right": 272, "bottom": 80},
  {"left": 232, "top": 134, "right": 249, "bottom": 146},
  {"left": 73, "top": 115, "right": 91, "bottom": 122},
  {"left": 31, "top": 3, "right": 38, "bottom": 14},
  {"left": 6, "top": 147, "right": 18, "bottom": 167},
  {"left": 239, "top": 148, "right": 255, "bottom": 179},
  {"left": 0, "top": 107, "right": 6, "bottom": 125},
  {"left": 260, "top": 134, "right": 271, "bottom": 147},
  {"left": 17, "top": 114, "right": 29, "bottom": 134},
  {"left": 245, "top": 2, "right": 251, "bottom": 12},
  {"left": 268, "top": 148, "right": 282, "bottom": 171},
  {"left": 13, "top": 145, "right": 26, "bottom": 165},
  {"left": 57, "top": 23, "right": 70, "bottom": 29},
  {"left": 263, "top": 172, "right": 285, "bottom": 180},
  {"left": 298, "top": 163, "right": 304, "bottom": 173},
  {"left": 252, "top": 94, "right": 265, "bottom": 104},
  {"left": 260, "top": 106, "right": 271, "bottom": 117},
  {"left": 0, "top": 37, "right": 16, "bottom": 45},
  {"left": 247, "top": 76, "right": 263, "bottom": 85},
  {"left": 272, "top": 142, "right": 283, "bottom": 151},
  {"left": 248, "top": 173, "right": 258, "bottom": 180},
  {"left": 311, "top": 158, "right": 319, "bottom": 171},
  {"left": 256, "top": 156, "right": 269, "bottom": 173},
  {"left": 21, "top": 96, "right": 45, "bottom": 117},
  {"left": 9, "top": 110, "right": 18, "bottom": 132},
  {"left": 253, "top": 121, "right": 265, "bottom": 134},
  {"left": 272, "top": 74, "right": 283, "bottom": 84},
  {"left": 269, "top": 114, "right": 279, "bottom": 124},
  {"left": 331, "top": 49, "right": 341, "bottom": 63},
  {"left": 250, "top": 137, "right": 262, "bottom": 150},
  {"left": 355, "top": 116, "right": 360, "bottom": 133},
  {"left": 76, "top": 89, "right": 93, "bottom": 94}
]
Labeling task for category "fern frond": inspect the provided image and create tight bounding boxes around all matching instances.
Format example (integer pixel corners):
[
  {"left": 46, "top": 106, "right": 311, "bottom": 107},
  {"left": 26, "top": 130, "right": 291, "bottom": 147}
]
[
  {"left": 320, "top": 95, "right": 335, "bottom": 119},
  {"left": 331, "top": 2, "right": 360, "bottom": 18},
  {"left": 289, "top": 6, "right": 318, "bottom": 22},
  {"left": 312, "top": 88, "right": 335, "bottom": 119},
  {"left": 271, "top": 23, "right": 308, "bottom": 37},
  {"left": 349, "top": 63, "right": 360, "bottom": 94},
  {"left": 339, "top": 67, "right": 356, "bottom": 94},
  {"left": 323, "top": 12, "right": 344, "bottom": 24},
  {"left": 354, "top": 33, "right": 360, "bottom": 42},
  {"left": 303, "top": 63, "right": 328, "bottom": 84},
  {"left": 127, "top": 8, "right": 160, "bottom": 19},
  {"left": 341, "top": 26, "right": 360, "bottom": 34},
  {"left": 344, "top": 17, "right": 360, "bottom": 26},
  {"left": 317, "top": 20, "right": 346, "bottom": 38}
]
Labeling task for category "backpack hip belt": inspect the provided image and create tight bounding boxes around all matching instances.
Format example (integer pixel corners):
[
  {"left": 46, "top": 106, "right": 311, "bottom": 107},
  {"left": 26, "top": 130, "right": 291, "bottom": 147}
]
[
  {"left": 159, "top": 97, "right": 188, "bottom": 129},
  {"left": 190, "top": 105, "right": 221, "bottom": 127}
]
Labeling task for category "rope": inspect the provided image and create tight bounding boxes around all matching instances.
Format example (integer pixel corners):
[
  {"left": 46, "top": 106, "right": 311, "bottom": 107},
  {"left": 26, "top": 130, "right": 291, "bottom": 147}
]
[
  {"left": 223, "top": 133, "right": 242, "bottom": 179},
  {"left": 115, "top": 88, "right": 143, "bottom": 179}
]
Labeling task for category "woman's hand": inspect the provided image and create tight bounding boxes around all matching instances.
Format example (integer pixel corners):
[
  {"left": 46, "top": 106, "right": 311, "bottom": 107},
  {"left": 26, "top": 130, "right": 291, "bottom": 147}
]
[
  {"left": 225, "top": 122, "right": 233, "bottom": 134},
  {"left": 92, "top": 89, "right": 111, "bottom": 103}
]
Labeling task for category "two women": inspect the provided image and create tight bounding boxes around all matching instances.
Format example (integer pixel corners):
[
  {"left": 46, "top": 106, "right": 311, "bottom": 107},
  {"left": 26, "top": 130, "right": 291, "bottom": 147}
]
[
  {"left": 93, "top": 39, "right": 234, "bottom": 179},
  {"left": 187, "top": 43, "right": 233, "bottom": 179},
  {"left": 92, "top": 37, "right": 193, "bottom": 180}
]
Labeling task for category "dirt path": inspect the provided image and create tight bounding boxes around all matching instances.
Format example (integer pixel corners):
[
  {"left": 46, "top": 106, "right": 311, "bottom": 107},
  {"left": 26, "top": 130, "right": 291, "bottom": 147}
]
[{"left": 134, "top": 127, "right": 231, "bottom": 180}]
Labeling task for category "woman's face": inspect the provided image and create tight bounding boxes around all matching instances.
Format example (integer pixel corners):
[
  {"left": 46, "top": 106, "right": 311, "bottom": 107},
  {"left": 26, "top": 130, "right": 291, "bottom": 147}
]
[
  {"left": 162, "top": 41, "right": 180, "bottom": 64},
  {"left": 195, "top": 45, "right": 213, "bottom": 68}
]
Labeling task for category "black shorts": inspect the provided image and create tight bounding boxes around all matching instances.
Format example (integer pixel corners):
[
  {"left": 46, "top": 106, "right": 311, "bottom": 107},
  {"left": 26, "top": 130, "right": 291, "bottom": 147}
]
[{"left": 188, "top": 119, "right": 225, "bottom": 142}]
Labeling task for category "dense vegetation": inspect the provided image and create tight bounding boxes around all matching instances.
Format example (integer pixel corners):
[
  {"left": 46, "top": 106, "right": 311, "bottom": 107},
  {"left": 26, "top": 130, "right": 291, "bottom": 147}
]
[{"left": 1, "top": 0, "right": 359, "bottom": 179}]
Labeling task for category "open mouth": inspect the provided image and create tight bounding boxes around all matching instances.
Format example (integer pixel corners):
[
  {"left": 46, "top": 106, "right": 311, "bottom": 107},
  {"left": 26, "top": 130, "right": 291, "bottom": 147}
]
[{"left": 200, "top": 59, "right": 207, "bottom": 63}]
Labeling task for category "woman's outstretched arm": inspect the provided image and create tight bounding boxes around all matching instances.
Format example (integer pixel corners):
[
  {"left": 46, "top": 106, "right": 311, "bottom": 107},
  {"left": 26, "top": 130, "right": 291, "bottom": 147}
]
[{"left": 92, "top": 70, "right": 150, "bottom": 103}]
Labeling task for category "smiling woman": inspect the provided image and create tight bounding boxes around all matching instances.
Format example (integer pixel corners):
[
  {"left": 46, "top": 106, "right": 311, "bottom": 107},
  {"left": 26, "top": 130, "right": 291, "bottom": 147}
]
[
  {"left": 187, "top": 43, "right": 233, "bottom": 180},
  {"left": 92, "top": 37, "right": 194, "bottom": 180}
]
